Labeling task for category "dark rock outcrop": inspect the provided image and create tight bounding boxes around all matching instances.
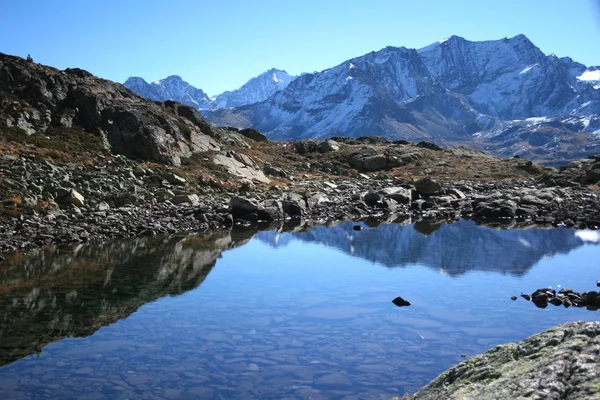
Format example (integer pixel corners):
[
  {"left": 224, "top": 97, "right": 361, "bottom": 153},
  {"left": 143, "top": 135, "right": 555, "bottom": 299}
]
[{"left": 0, "top": 53, "right": 220, "bottom": 165}]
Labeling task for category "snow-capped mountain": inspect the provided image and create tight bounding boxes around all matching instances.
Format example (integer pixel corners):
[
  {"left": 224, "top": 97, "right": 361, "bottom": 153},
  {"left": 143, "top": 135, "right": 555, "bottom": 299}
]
[
  {"left": 123, "top": 75, "right": 212, "bottom": 110},
  {"left": 205, "top": 35, "right": 600, "bottom": 163},
  {"left": 123, "top": 69, "right": 295, "bottom": 111},
  {"left": 212, "top": 68, "right": 294, "bottom": 108}
]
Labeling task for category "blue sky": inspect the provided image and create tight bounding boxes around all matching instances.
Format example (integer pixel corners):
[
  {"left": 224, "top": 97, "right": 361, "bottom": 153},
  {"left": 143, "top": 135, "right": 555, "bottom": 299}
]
[{"left": 1, "top": 0, "right": 599, "bottom": 96}]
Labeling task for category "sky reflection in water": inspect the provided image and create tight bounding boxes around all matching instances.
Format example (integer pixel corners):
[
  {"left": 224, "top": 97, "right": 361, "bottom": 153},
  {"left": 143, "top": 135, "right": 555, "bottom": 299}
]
[{"left": 0, "top": 220, "right": 599, "bottom": 399}]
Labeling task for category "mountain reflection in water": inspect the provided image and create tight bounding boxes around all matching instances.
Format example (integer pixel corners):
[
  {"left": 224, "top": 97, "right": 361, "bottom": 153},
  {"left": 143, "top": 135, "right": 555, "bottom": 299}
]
[
  {"left": 0, "top": 220, "right": 599, "bottom": 399},
  {"left": 256, "top": 220, "right": 586, "bottom": 276}
]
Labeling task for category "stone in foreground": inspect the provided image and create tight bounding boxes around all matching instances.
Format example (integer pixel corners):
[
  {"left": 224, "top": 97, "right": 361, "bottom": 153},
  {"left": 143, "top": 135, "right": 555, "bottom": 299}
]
[{"left": 412, "top": 321, "right": 600, "bottom": 400}]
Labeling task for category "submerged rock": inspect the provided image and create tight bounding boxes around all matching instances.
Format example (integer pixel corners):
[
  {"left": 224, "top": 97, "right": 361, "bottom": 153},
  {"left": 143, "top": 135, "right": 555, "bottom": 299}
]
[
  {"left": 392, "top": 296, "right": 411, "bottom": 307},
  {"left": 412, "top": 321, "right": 600, "bottom": 400}
]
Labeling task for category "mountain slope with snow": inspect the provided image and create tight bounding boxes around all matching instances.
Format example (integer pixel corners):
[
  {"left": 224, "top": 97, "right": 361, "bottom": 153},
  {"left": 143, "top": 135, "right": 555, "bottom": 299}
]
[
  {"left": 205, "top": 35, "right": 600, "bottom": 163},
  {"left": 212, "top": 68, "right": 294, "bottom": 108},
  {"left": 124, "top": 69, "right": 295, "bottom": 111},
  {"left": 124, "top": 75, "right": 212, "bottom": 110}
]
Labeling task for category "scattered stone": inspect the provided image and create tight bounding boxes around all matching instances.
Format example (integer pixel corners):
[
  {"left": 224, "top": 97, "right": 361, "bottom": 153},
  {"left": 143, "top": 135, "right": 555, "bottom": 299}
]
[{"left": 517, "top": 286, "right": 600, "bottom": 310}]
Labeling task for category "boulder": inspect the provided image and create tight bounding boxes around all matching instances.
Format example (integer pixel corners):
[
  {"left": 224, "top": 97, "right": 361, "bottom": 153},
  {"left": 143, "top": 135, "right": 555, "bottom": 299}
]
[
  {"left": 412, "top": 321, "right": 600, "bottom": 400},
  {"left": 57, "top": 188, "right": 85, "bottom": 207},
  {"left": 238, "top": 128, "right": 268, "bottom": 142},
  {"left": 229, "top": 196, "right": 259, "bottom": 218},
  {"left": 414, "top": 177, "right": 442, "bottom": 196},
  {"left": 172, "top": 194, "right": 200, "bottom": 206},
  {"left": 293, "top": 140, "right": 318, "bottom": 154},
  {"left": 380, "top": 187, "right": 412, "bottom": 204},
  {"left": 319, "top": 140, "right": 340, "bottom": 153},
  {"left": 166, "top": 172, "right": 186, "bottom": 185}
]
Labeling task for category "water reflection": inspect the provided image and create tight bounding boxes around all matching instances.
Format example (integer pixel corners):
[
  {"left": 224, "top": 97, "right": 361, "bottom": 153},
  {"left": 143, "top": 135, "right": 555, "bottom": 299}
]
[
  {"left": 0, "top": 220, "right": 599, "bottom": 399},
  {"left": 256, "top": 220, "right": 586, "bottom": 276},
  {"left": 0, "top": 231, "right": 252, "bottom": 366}
]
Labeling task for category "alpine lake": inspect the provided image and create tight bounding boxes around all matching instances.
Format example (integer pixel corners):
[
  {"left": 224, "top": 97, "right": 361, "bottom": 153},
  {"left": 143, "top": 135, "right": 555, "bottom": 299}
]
[{"left": 1, "top": 219, "right": 599, "bottom": 399}]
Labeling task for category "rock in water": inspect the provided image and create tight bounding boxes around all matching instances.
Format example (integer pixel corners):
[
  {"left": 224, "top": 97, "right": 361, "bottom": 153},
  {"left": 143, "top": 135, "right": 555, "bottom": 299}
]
[
  {"left": 392, "top": 296, "right": 411, "bottom": 307},
  {"left": 412, "top": 321, "right": 600, "bottom": 400}
]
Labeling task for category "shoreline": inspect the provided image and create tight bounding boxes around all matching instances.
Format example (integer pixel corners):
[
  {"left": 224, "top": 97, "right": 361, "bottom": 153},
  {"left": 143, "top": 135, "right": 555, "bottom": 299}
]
[{"left": 2, "top": 167, "right": 599, "bottom": 255}]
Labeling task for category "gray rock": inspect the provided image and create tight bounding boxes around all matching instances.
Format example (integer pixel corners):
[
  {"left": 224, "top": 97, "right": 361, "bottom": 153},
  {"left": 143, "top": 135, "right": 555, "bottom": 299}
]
[
  {"left": 319, "top": 140, "right": 340, "bottom": 153},
  {"left": 172, "top": 194, "right": 200, "bottom": 206},
  {"left": 238, "top": 128, "right": 268, "bottom": 142},
  {"left": 57, "top": 189, "right": 85, "bottom": 207},
  {"left": 351, "top": 154, "right": 387, "bottom": 172},
  {"left": 166, "top": 172, "right": 186, "bottom": 185},
  {"left": 414, "top": 177, "right": 442, "bottom": 196},
  {"left": 229, "top": 196, "right": 259, "bottom": 218},
  {"left": 380, "top": 187, "right": 412, "bottom": 204},
  {"left": 413, "top": 321, "right": 600, "bottom": 400}
]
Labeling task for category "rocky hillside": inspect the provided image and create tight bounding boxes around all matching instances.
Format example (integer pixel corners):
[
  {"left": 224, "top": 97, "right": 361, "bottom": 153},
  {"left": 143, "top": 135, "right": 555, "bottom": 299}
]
[
  {"left": 0, "top": 53, "right": 219, "bottom": 165},
  {"left": 205, "top": 35, "right": 600, "bottom": 165}
]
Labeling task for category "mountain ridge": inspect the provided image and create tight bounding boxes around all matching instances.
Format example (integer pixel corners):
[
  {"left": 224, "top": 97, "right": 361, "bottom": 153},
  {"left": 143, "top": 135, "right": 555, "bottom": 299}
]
[
  {"left": 124, "top": 68, "right": 295, "bottom": 111},
  {"left": 204, "top": 34, "right": 600, "bottom": 164}
]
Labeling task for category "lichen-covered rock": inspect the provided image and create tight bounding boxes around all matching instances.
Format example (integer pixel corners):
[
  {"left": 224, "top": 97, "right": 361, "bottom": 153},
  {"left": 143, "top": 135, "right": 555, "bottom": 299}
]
[{"left": 412, "top": 321, "right": 600, "bottom": 400}]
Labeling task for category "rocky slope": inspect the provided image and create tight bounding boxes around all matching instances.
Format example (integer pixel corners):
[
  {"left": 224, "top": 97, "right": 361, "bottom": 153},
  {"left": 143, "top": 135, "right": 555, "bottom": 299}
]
[
  {"left": 205, "top": 35, "right": 600, "bottom": 164},
  {"left": 412, "top": 321, "right": 600, "bottom": 400},
  {"left": 124, "top": 69, "right": 295, "bottom": 110}
]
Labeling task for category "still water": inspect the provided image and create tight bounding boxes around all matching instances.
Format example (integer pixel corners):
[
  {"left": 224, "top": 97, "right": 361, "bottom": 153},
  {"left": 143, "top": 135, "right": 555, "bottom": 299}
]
[{"left": 1, "top": 220, "right": 599, "bottom": 399}]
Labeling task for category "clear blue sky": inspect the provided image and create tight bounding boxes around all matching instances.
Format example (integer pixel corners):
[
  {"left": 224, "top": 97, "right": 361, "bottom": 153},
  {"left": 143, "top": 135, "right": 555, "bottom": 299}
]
[{"left": 1, "top": 0, "right": 599, "bottom": 96}]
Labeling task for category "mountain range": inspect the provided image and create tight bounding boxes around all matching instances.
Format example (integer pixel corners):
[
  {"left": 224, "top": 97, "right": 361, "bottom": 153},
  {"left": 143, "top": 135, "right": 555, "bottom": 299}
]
[
  {"left": 125, "top": 35, "right": 600, "bottom": 165},
  {"left": 124, "top": 68, "right": 294, "bottom": 111}
]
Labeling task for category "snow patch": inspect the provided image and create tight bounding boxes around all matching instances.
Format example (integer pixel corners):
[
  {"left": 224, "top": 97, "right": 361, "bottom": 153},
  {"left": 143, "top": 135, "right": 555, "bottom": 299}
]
[
  {"left": 577, "top": 70, "right": 600, "bottom": 81},
  {"left": 349, "top": 63, "right": 356, "bottom": 69},
  {"left": 520, "top": 64, "right": 539, "bottom": 74}
]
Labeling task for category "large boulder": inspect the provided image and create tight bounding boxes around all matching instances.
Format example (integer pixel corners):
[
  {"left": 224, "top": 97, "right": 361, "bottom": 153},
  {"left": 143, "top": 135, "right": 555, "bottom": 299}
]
[
  {"left": 414, "top": 177, "right": 442, "bottom": 196},
  {"left": 413, "top": 321, "right": 600, "bottom": 400},
  {"left": 239, "top": 128, "right": 268, "bottom": 142}
]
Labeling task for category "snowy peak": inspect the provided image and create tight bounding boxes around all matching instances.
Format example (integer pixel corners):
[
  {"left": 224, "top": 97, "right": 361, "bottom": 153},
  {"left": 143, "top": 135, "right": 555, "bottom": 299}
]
[
  {"left": 123, "top": 75, "right": 212, "bottom": 110},
  {"left": 205, "top": 34, "right": 600, "bottom": 163},
  {"left": 212, "top": 68, "right": 295, "bottom": 108},
  {"left": 124, "top": 69, "right": 295, "bottom": 110}
]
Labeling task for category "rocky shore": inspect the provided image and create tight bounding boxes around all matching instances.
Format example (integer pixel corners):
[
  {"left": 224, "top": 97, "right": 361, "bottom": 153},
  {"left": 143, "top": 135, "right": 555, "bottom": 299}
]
[{"left": 1, "top": 149, "right": 600, "bottom": 255}]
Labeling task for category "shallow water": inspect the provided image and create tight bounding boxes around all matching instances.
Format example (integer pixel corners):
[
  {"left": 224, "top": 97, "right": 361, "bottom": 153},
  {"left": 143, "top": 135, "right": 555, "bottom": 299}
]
[{"left": 1, "top": 220, "right": 599, "bottom": 399}]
